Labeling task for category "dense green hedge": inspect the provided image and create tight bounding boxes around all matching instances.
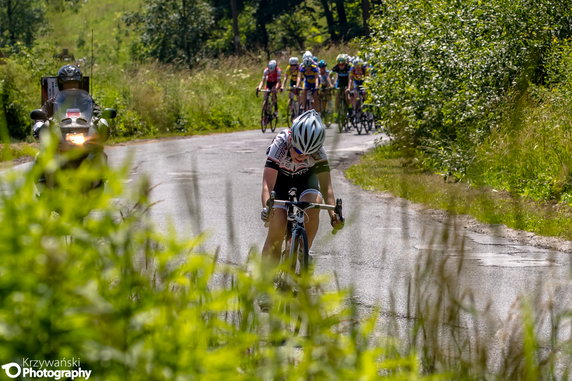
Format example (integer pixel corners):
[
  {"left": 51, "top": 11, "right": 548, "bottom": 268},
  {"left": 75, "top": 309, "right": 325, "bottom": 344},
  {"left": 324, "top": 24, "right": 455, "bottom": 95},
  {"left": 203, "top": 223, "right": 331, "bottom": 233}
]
[
  {"left": 362, "top": 0, "right": 572, "bottom": 204},
  {"left": 363, "top": 0, "right": 572, "bottom": 177}
]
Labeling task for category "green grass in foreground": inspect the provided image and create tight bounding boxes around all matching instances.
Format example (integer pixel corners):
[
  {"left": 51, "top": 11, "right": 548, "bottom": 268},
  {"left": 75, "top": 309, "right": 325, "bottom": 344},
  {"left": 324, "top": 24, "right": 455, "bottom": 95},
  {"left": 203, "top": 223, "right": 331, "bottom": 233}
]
[
  {"left": 1, "top": 140, "right": 569, "bottom": 379},
  {"left": 346, "top": 144, "right": 572, "bottom": 240},
  {"left": 0, "top": 142, "right": 38, "bottom": 164}
]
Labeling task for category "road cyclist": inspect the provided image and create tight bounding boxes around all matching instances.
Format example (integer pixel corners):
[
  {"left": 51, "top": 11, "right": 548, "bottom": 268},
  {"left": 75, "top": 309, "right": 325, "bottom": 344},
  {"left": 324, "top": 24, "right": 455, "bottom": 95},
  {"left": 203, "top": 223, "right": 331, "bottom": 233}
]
[
  {"left": 331, "top": 54, "right": 352, "bottom": 132},
  {"left": 297, "top": 51, "right": 320, "bottom": 113},
  {"left": 347, "top": 57, "right": 369, "bottom": 134},
  {"left": 258, "top": 110, "right": 344, "bottom": 311},
  {"left": 256, "top": 59, "right": 282, "bottom": 133},
  {"left": 283, "top": 56, "right": 301, "bottom": 125},
  {"left": 317, "top": 60, "right": 334, "bottom": 127}
]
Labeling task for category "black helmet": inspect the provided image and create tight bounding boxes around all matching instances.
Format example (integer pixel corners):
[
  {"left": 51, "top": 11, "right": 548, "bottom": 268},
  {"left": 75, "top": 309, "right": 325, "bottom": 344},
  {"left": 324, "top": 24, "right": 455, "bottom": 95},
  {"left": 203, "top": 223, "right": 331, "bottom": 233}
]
[{"left": 57, "top": 64, "right": 82, "bottom": 90}]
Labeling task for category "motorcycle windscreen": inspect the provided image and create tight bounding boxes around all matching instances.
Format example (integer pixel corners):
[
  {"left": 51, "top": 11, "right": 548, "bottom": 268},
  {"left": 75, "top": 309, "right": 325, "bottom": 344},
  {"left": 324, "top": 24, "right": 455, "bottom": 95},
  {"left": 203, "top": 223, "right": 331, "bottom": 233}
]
[{"left": 53, "top": 89, "right": 94, "bottom": 127}]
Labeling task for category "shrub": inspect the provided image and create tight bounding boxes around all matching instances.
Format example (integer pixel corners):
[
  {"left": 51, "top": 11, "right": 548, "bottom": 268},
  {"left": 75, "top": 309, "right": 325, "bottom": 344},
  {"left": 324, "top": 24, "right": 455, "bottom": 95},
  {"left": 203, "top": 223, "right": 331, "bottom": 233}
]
[{"left": 364, "top": 0, "right": 572, "bottom": 177}]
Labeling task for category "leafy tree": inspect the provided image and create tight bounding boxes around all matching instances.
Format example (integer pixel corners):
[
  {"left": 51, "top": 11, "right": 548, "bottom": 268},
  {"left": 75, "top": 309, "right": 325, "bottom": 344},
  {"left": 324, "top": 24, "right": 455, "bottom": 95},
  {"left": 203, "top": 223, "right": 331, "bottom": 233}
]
[
  {"left": 44, "top": 0, "right": 83, "bottom": 12},
  {"left": 364, "top": 0, "right": 572, "bottom": 176},
  {"left": 0, "top": 0, "right": 45, "bottom": 50},
  {"left": 136, "top": 0, "right": 214, "bottom": 68}
]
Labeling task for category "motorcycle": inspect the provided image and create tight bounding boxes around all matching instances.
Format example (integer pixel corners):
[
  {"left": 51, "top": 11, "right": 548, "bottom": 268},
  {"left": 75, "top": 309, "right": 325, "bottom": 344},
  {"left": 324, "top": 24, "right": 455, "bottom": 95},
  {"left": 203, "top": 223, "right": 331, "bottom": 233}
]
[{"left": 30, "top": 88, "right": 116, "bottom": 190}]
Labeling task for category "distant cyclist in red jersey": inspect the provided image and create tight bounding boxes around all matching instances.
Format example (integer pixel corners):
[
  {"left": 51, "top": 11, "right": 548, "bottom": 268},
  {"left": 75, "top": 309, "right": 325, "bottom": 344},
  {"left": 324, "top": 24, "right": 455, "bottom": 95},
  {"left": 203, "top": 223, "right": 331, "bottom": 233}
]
[{"left": 257, "top": 60, "right": 282, "bottom": 114}]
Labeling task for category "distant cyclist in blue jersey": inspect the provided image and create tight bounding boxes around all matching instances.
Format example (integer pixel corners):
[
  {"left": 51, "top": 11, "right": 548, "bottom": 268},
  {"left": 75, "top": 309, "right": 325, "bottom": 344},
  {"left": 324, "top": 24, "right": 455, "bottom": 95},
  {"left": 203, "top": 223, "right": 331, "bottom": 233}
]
[
  {"left": 317, "top": 60, "right": 333, "bottom": 117},
  {"left": 331, "top": 54, "right": 352, "bottom": 114},
  {"left": 318, "top": 60, "right": 333, "bottom": 89},
  {"left": 296, "top": 51, "right": 320, "bottom": 112}
]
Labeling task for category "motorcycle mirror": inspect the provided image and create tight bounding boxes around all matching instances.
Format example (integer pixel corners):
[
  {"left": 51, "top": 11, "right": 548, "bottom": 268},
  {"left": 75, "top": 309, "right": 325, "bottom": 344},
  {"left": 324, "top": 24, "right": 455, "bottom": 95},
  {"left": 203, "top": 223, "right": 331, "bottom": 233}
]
[
  {"left": 30, "top": 109, "right": 47, "bottom": 120},
  {"left": 102, "top": 108, "right": 117, "bottom": 119}
]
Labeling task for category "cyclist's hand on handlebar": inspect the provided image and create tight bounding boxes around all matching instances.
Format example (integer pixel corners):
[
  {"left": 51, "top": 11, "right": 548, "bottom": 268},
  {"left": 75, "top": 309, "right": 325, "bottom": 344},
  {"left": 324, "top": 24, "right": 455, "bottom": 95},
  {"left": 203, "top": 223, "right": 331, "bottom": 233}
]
[
  {"left": 261, "top": 207, "right": 271, "bottom": 223},
  {"left": 330, "top": 213, "right": 345, "bottom": 233}
]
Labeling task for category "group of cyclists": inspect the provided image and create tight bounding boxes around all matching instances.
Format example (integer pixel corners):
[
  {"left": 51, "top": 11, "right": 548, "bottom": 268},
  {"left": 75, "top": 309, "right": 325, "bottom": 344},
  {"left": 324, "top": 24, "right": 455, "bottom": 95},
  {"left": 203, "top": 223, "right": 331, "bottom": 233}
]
[
  {"left": 256, "top": 50, "right": 379, "bottom": 309},
  {"left": 256, "top": 50, "right": 369, "bottom": 124}
]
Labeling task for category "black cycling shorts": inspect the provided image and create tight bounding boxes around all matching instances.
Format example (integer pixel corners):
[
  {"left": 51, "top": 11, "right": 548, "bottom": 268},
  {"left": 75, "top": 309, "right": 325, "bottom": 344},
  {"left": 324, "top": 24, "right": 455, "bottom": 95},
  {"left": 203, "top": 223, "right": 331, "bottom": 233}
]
[{"left": 272, "top": 171, "right": 321, "bottom": 208}]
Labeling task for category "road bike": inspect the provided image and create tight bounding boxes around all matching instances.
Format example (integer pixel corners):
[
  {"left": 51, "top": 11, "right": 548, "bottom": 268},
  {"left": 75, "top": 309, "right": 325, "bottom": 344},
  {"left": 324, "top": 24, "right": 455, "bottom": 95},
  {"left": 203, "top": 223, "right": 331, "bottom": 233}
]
[
  {"left": 285, "top": 86, "right": 301, "bottom": 126},
  {"left": 349, "top": 86, "right": 368, "bottom": 135},
  {"left": 317, "top": 87, "right": 335, "bottom": 128},
  {"left": 335, "top": 88, "right": 350, "bottom": 133},
  {"left": 363, "top": 103, "right": 378, "bottom": 133},
  {"left": 265, "top": 187, "right": 343, "bottom": 290},
  {"left": 264, "top": 187, "right": 344, "bottom": 333},
  {"left": 257, "top": 88, "right": 278, "bottom": 133},
  {"left": 302, "top": 88, "right": 318, "bottom": 113}
]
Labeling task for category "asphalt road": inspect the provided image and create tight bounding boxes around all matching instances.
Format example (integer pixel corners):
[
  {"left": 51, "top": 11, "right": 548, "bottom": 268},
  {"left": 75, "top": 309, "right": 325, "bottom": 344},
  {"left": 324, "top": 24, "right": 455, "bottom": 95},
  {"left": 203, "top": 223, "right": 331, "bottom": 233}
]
[
  {"left": 104, "top": 129, "right": 572, "bottom": 343},
  {"left": 13, "top": 127, "right": 570, "bottom": 357}
]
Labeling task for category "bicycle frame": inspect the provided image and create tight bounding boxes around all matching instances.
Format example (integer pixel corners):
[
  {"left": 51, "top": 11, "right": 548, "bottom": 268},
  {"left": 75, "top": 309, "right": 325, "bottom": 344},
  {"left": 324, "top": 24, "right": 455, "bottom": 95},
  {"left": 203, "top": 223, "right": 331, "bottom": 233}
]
[
  {"left": 335, "top": 88, "right": 350, "bottom": 133},
  {"left": 301, "top": 88, "right": 317, "bottom": 112},
  {"left": 257, "top": 88, "right": 278, "bottom": 133},
  {"left": 266, "top": 187, "right": 343, "bottom": 275},
  {"left": 286, "top": 87, "right": 301, "bottom": 125},
  {"left": 350, "top": 86, "right": 367, "bottom": 134}
]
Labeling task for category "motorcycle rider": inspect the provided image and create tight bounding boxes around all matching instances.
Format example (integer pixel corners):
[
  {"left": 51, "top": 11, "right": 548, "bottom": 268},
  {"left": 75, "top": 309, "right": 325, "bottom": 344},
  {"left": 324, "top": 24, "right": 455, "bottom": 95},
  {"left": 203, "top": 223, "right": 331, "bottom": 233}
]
[
  {"left": 31, "top": 64, "right": 114, "bottom": 189},
  {"left": 33, "top": 65, "right": 105, "bottom": 139}
]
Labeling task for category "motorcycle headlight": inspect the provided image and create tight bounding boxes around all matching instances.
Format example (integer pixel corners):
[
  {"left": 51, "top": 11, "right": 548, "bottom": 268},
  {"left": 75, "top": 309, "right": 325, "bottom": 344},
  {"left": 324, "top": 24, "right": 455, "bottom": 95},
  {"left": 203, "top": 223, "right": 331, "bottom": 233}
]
[{"left": 65, "top": 132, "right": 87, "bottom": 145}]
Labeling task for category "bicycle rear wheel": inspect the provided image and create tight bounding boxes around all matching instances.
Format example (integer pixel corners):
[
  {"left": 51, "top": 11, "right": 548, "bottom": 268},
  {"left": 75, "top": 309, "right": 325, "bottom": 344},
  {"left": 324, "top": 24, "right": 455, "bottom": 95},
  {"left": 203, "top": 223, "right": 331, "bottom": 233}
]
[
  {"left": 260, "top": 99, "right": 269, "bottom": 133},
  {"left": 336, "top": 96, "right": 345, "bottom": 133},
  {"left": 270, "top": 111, "right": 278, "bottom": 132}
]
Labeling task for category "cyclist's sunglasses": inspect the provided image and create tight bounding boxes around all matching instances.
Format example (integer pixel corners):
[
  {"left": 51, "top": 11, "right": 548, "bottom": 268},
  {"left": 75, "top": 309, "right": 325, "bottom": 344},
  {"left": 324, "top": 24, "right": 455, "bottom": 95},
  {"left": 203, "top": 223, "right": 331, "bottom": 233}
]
[{"left": 292, "top": 146, "right": 305, "bottom": 155}]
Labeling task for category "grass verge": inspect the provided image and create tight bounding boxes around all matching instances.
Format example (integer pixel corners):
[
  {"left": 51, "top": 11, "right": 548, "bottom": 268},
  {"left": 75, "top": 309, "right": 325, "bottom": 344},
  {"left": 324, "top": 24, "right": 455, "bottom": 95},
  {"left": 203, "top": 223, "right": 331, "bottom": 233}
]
[
  {"left": 346, "top": 143, "right": 572, "bottom": 241},
  {"left": 0, "top": 142, "right": 38, "bottom": 166}
]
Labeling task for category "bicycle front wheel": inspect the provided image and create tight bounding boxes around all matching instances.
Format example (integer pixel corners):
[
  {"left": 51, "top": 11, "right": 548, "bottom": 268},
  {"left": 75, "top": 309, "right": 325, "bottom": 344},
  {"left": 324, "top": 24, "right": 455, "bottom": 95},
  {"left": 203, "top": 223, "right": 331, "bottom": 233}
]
[{"left": 290, "top": 228, "right": 309, "bottom": 276}]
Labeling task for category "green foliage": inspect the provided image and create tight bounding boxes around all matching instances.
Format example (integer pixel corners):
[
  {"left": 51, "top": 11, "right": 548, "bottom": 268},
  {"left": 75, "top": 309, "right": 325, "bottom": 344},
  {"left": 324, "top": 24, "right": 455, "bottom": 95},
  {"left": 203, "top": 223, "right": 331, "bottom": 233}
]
[
  {"left": 43, "top": 0, "right": 143, "bottom": 66},
  {"left": 0, "top": 0, "right": 45, "bottom": 50},
  {"left": 346, "top": 143, "right": 572, "bottom": 239},
  {"left": 364, "top": 0, "right": 572, "bottom": 176},
  {"left": 206, "top": 5, "right": 258, "bottom": 56},
  {"left": 1, "top": 44, "right": 353, "bottom": 141},
  {"left": 471, "top": 56, "right": 572, "bottom": 204},
  {"left": 0, "top": 150, "right": 429, "bottom": 380},
  {"left": 132, "top": 0, "right": 214, "bottom": 68},
  {"left": 0, "top": 60, "right": 37, "bottom": 140}
]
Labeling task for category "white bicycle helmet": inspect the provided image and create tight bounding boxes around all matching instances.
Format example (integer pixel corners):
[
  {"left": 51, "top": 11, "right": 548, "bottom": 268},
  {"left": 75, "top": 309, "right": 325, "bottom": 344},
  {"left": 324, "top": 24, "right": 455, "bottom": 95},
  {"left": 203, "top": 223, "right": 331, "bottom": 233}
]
[
  {"left": 268, "top": 60, "right": 277, "bottom": 70},
  {"left": 289, "top": 56, "right": 299, "bottom": 65},
  {"left": 302, "top": 51, "right": 313, "bottom": 65},
  {"left": 291, "top": 110, "right": 326, "bottom": 155}
]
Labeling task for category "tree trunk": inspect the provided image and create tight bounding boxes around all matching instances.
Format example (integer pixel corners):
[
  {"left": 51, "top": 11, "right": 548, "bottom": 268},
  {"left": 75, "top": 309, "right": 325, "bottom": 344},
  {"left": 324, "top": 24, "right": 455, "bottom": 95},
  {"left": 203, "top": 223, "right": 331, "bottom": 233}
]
[
  {"left": 255, "top": 0, "right": 270, "bottom": 56},
  {"left": 334, "top": 0, "right": 348, "bottom": 40},
  {"left": 319, "top": 0, "right": 338, "bottom": 42},
  {"left": 180, "top": 0, "right": 191, "bottom": 67},
  {"left": 6, "top": 0, "right": 16, "bottom": 46},
  {"left": 362, "top": 0, "right": 370, "bottom": 36},
  {"left": 230, "top": 0, "right": 241, "bottom": 53}
]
